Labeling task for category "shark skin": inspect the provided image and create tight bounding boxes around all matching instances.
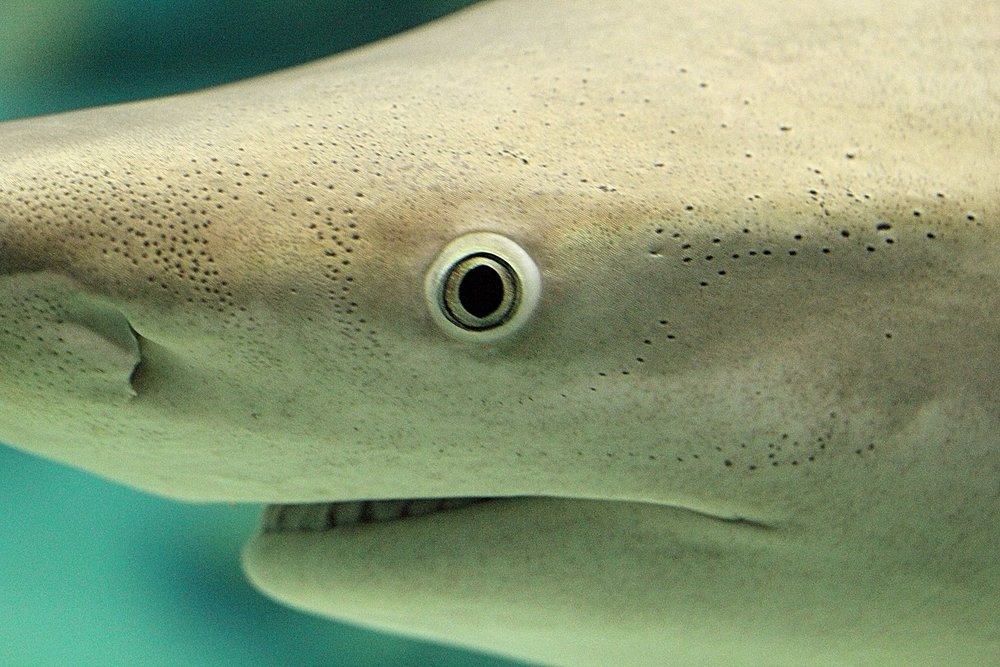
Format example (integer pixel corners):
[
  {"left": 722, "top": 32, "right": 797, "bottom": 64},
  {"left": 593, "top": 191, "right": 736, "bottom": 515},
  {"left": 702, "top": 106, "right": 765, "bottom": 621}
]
[{"left": 0, "top": 0, "right": 998, "bottom": 664}]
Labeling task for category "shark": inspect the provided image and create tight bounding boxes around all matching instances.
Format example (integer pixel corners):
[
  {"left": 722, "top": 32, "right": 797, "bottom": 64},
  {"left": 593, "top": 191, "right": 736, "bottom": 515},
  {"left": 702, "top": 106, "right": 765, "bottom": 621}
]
[{"left": 0, "top": 0, "right": 997, "bottom": 665}]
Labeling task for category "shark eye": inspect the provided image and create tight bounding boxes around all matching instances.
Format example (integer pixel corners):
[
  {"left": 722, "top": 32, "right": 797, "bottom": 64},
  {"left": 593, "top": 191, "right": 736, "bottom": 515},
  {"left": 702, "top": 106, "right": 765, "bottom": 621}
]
[{"left": 425, "top": 232, "right": 541, "bottom": 342}]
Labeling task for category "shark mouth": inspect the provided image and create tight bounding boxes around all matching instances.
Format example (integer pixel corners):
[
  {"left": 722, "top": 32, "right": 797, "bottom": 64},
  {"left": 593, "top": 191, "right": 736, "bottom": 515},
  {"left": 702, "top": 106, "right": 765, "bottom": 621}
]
[{"left": 262, "top": 497, "right": 494, "bottom": 533}]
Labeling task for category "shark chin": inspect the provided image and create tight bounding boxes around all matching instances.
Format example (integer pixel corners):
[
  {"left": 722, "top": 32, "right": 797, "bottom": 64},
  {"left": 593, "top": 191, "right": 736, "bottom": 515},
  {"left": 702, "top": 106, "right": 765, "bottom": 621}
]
[
  {"left": 244, "top": 497, "right": 783, "bottom": 666},
  {"left": 242, "top": 495, "right": 995, "bottom": 667}
]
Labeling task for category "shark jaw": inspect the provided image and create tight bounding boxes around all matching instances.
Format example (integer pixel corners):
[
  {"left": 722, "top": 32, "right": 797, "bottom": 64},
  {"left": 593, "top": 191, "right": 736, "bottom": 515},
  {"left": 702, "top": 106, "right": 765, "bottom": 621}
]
[{"left": 243, "top": 489, "right": 999, "bottom": 667}]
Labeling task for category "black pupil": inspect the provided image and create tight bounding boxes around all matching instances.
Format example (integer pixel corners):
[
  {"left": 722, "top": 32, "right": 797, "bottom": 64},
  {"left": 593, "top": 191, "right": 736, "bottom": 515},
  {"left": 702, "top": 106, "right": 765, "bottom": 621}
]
[{"left": 459, "top": 264, "right": 504, "bottom": 318}]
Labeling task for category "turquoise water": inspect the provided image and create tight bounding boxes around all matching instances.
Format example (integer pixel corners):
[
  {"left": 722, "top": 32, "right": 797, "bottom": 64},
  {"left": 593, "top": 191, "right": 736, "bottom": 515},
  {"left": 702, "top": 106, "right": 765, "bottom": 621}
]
[
  {"left": 0, "top": 0, "right": 476, "bottom": 120},
  {"left": 0, "top": 2, "right": 521, "bottom": 665}
]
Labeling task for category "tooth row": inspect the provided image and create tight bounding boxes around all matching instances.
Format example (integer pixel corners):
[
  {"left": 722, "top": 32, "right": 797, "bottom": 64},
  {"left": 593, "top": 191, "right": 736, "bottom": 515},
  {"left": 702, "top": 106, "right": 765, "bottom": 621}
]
[{"left": 262, "top": 497, "right": 490, "bottom": 533}]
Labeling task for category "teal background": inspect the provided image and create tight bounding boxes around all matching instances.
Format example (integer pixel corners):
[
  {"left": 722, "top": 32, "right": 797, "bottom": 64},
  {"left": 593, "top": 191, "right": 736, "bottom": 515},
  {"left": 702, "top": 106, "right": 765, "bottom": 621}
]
[
  {"left": 0, "top": 1, "right": 523, "bottom": 665},
  {"left": 0, "top": 0, "right": 476, "bottom": 120}
]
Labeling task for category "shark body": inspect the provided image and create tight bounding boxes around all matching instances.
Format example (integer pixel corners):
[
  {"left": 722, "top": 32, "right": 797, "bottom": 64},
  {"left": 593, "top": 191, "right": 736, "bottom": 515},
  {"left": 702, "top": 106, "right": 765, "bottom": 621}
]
[{"left": 1, "top": 1, "right": 998, "bottom": 665}]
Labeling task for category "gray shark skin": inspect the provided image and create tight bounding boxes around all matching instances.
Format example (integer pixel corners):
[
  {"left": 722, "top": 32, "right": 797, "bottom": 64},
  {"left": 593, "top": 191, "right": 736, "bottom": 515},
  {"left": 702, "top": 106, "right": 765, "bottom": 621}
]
[{"left": 1, "top": 1, "right": 997, "bottom": 665}]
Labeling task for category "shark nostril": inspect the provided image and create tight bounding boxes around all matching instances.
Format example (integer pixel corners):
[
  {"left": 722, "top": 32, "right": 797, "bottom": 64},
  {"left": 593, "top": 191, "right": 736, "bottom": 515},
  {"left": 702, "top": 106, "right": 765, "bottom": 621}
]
[
  {"left": 425, "top": 232, "right": 541, "bottom": 342},
  {"left": 126, "top": 325, "right": 149, "bottom": 395}
]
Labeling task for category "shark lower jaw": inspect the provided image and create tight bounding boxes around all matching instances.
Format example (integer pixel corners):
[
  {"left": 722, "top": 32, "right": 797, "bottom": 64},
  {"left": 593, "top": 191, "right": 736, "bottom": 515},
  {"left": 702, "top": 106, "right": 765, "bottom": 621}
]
[{"left": 261, "top": 497, "right": 499, "bottom": 533}]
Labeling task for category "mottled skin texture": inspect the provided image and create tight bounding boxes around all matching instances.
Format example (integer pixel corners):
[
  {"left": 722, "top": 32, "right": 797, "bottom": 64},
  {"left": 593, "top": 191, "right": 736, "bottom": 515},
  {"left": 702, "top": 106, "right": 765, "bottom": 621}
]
[{"left": 1, "top": 0, "right": 998, "bottom": 665}]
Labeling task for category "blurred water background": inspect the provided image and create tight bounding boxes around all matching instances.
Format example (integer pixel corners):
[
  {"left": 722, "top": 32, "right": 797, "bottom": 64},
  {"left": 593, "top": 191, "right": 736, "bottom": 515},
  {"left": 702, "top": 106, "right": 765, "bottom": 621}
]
[{"left": 0, "top": 1, "right": 523, "bottom": 665}]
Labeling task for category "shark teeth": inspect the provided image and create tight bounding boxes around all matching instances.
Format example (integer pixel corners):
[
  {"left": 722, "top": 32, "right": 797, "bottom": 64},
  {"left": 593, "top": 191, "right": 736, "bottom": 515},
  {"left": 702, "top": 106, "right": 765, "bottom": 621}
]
[{"left": 262, "top": 497, "right": 492, "bottom": 533}]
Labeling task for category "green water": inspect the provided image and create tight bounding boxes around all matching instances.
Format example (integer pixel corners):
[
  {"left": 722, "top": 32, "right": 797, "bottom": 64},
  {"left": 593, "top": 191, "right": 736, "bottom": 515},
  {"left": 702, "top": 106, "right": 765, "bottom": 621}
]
[{"left": 0, "top": 1, "right": 523, "bottom": 665}]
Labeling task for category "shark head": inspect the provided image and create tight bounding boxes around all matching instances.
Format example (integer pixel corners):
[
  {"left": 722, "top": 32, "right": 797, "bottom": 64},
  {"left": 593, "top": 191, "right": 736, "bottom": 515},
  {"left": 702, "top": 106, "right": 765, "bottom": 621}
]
[{"left": 1, "top": 0, "right": 997, "bottom": 664}]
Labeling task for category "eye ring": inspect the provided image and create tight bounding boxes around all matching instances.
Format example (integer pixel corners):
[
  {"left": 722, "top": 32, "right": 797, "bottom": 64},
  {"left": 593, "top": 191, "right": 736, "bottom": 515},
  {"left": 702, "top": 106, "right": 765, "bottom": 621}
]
[
  {"left": 442, "top": 253, "right": 518, "bottom": 330},
  {"left": 425, "top": 232, "right": 541, "bottom": 342}
]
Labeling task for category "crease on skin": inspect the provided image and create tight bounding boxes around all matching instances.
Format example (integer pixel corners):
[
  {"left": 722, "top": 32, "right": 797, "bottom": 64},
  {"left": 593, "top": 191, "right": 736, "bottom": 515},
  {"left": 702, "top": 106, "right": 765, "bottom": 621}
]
[{"left": 0, "top": 0, "right": 998, "bottom": 665}]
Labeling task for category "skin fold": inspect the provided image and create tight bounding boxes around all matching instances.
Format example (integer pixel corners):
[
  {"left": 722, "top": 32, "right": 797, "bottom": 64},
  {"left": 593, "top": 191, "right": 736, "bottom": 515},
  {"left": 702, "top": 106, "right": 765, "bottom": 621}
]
[{"left": 0, "top": 1, "right": 997, "bottom": 664}]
